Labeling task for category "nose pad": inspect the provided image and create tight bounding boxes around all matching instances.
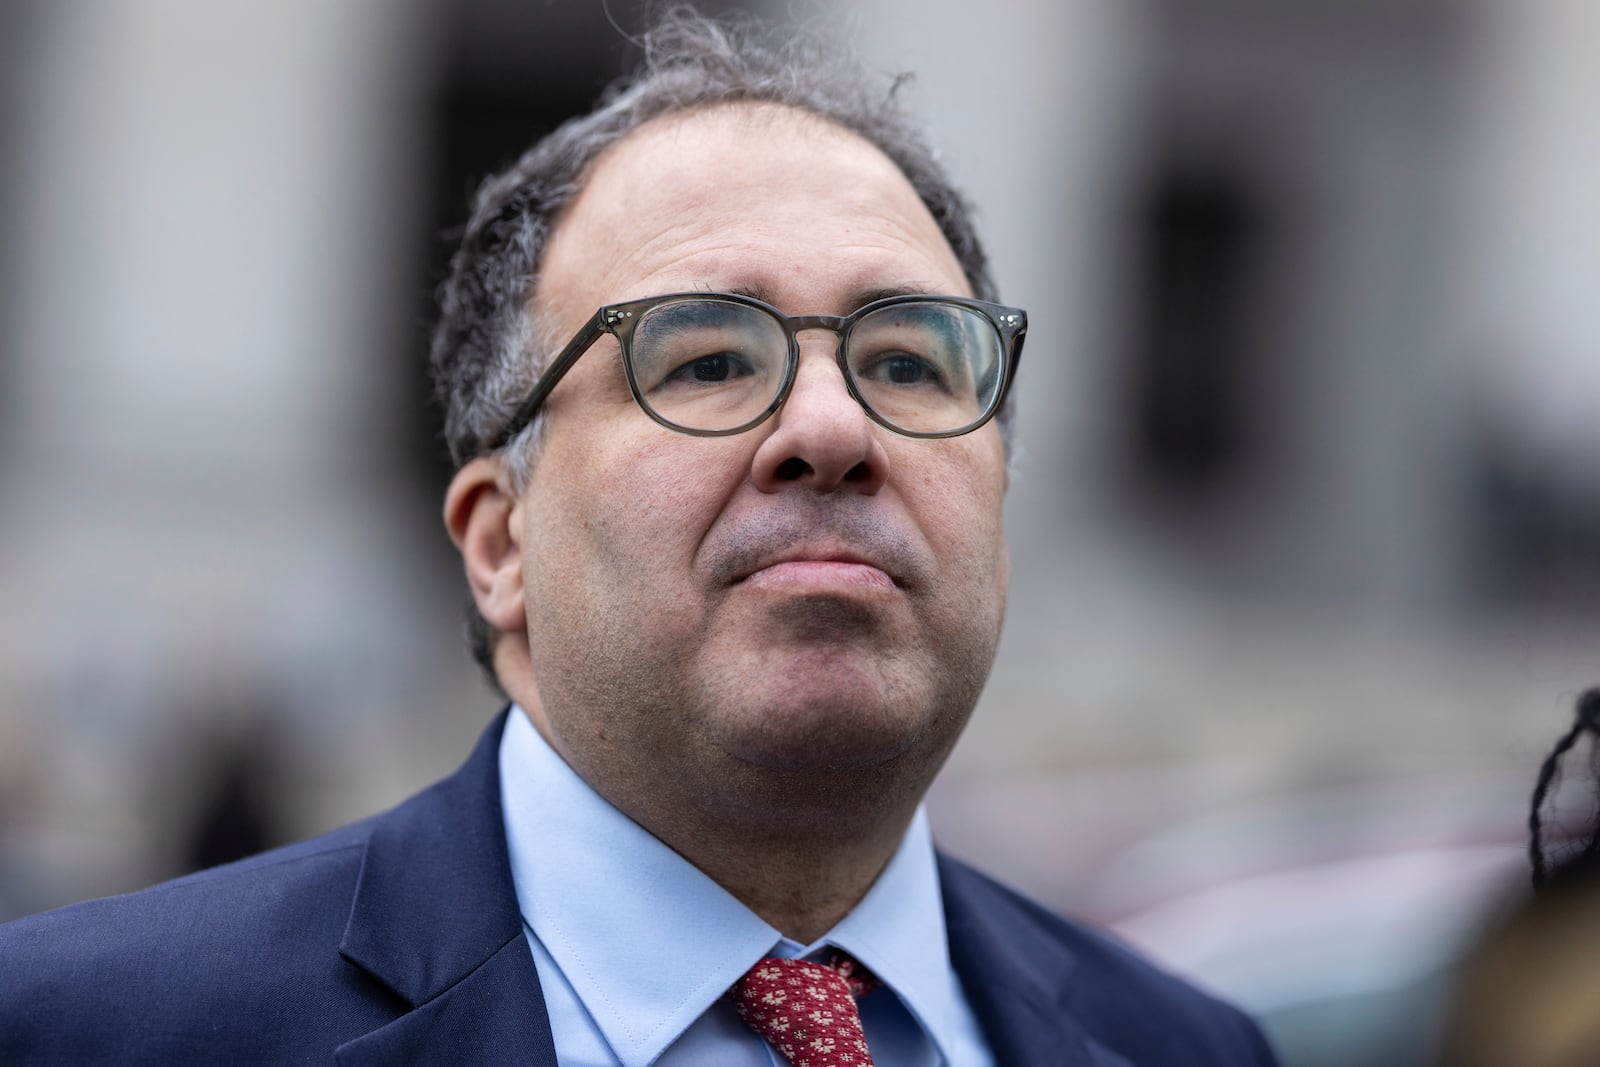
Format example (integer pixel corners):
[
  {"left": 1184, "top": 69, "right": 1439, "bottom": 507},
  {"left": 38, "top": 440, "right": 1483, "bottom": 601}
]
[{"left": 749, "top": 351, "right": 890, "bottom": 494}]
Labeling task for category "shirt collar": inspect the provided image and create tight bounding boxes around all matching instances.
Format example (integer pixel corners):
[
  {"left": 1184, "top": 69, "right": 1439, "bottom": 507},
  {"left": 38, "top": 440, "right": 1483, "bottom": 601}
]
[{"left": 499, "top": 705, "right": 965, "bottom": 1067}]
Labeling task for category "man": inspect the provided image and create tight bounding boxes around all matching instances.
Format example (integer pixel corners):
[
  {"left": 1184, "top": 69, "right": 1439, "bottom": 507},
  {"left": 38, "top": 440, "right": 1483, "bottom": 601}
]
[{"left": 0, "top": 11, "right": 1276, "bottom": 1065}]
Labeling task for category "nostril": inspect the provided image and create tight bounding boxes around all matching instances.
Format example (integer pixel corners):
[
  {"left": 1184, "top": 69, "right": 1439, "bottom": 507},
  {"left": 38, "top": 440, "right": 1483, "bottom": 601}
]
[
  {"left": 774, "top": 457, "right": 811, "bottom": 481},
  {"left": 842, "top": 461, "right": 873, "bottom": 483}
]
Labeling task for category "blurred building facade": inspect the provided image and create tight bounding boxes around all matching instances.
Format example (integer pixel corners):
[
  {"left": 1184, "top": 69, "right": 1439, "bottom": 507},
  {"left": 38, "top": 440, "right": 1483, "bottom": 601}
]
[{"left": 2, "top": 1, "right": 1598, "bottom": 1063}]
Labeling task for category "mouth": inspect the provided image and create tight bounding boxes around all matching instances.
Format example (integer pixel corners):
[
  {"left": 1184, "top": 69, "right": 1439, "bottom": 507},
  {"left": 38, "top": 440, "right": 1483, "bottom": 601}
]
[
  {"left": 739, "top": 556, "right": 897, "bottom": 592},
  {"left": 708, "top": 504, "right": 928, "bottom": 593}
]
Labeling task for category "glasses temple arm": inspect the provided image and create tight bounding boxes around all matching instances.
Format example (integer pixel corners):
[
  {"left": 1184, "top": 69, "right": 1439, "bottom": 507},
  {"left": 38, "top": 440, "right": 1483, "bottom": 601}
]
[{"left": 482, "top": 313, "right": 609, "bottom": 453}]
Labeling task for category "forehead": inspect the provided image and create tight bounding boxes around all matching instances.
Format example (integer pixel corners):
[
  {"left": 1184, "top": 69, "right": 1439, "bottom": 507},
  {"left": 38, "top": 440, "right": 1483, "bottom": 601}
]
[{"left": 534, "top": 103, "right": 970, "bottom": 323}]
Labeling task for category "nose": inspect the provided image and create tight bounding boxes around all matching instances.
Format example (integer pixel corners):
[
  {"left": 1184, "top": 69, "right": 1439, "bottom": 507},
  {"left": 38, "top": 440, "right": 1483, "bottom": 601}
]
[{"left": 749, "top": 345, "right": 890, "bottom": 494}]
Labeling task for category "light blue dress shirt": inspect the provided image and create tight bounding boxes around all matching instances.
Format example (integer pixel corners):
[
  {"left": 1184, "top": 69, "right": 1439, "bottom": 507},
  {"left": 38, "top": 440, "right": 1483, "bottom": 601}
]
[{"left": 498, "top": 706, "right": 995, "bottom": 1066}]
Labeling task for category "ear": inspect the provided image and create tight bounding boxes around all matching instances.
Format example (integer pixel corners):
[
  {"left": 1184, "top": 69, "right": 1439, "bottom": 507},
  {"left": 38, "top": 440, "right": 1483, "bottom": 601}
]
[{"left": 443, "top": 456, "right": 527, "bottom": 633}]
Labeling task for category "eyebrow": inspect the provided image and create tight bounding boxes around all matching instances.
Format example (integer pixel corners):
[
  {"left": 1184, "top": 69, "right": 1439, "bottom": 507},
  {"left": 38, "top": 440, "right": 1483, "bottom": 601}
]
[{"left": 722, "top": 283, "right": 937, "bottom": 312}]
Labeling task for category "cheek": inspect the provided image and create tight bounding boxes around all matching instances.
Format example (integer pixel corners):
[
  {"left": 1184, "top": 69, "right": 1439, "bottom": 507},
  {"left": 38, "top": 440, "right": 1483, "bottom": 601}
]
[
  {"left": 599, "top": 440, "right": 743, "bottom": 563},
  {"left": 899, "top": 441, "right": 1008, "bottom": 575},
  {"left": 529, "top": 430, "right": 751, "bottom": 599}
]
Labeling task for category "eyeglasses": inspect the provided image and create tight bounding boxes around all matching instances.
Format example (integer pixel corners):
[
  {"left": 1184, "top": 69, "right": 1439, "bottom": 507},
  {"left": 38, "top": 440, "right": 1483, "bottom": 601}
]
[{"left": 486, "top": 290, "right": 1027, "bottom": 449}]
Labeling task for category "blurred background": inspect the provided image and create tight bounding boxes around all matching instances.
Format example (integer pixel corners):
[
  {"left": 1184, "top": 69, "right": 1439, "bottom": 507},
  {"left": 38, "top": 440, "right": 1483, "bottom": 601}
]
[{"left": 2, "top": 0, "right": 1598, "bottom": 1063}]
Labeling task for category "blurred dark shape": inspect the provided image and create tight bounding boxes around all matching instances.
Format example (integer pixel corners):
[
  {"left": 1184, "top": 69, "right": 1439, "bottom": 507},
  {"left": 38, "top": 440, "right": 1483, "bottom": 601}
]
[
  {"left": 0, "top": 0, "right": 40, "bottom": 443},
  {"left": 177, "top": 713, "right": 292, "bottom": 875},
  {"left": 184, "top": 723, "right": 288, "bottom": 870},
  {"left": 1109, "top": 0, "right": 1471, "bottom": 564},
  {"left": 1470, "top": 413, "right": 1600, "bottom": 611},
  {"left": 1126, "top": 159, "right": 1267, "bottom": 494}
]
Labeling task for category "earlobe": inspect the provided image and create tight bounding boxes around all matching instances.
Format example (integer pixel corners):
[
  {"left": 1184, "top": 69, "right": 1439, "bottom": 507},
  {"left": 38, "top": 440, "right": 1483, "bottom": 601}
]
[{"left": 443, "top": 456, "right": 526, "bottom": 633}]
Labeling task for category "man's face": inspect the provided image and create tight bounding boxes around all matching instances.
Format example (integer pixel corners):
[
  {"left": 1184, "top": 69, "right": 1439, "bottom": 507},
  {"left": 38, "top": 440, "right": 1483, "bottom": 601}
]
[{"left": 512, "top": 104, "right": 1009, "bottom": 825}]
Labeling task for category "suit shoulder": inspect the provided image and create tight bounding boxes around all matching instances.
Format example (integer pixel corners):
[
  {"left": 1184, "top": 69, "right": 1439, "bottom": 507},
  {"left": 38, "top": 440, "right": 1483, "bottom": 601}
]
[
  {"left": 939, "top": 854, "right": 1278, "bottom": 1065},
  {"left": 2, "top": 815, "right": 374, "bottom": 951},
  {"left": 0, "top": 817, "right": 395, "bottom": 1063}
]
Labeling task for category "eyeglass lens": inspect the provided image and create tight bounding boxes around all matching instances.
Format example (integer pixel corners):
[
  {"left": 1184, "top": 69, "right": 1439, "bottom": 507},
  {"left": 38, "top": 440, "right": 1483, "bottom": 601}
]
[{"left": 627, "top": 297, "right": 1004, "bottom": 434}]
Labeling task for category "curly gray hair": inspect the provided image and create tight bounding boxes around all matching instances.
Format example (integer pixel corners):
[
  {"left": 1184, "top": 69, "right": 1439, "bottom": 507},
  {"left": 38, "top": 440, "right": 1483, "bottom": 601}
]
[{"left": 430, "top": 5, "right": 1004, "bottom": 685}]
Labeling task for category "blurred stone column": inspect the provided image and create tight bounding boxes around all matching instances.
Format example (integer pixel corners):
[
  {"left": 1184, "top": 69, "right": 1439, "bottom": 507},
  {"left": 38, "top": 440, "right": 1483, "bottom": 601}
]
[{"left": 0, "top": 0, "right": 449, "bottom": 900}]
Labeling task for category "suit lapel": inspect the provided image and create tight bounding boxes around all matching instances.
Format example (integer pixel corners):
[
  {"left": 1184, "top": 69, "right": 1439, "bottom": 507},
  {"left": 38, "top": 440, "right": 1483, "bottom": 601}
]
[
  {"left": 939, "top": 854, "right": 1134, "bottom": 1067},
  {"left": 335, "top": 710, "right": 557, "bottom": 1066}
]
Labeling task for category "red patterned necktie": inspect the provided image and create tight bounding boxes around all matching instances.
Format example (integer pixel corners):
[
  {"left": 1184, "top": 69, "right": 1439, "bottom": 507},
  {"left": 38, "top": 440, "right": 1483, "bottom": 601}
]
[{"left": 728, "top": 954, "right": 880, "bottom": 1066}]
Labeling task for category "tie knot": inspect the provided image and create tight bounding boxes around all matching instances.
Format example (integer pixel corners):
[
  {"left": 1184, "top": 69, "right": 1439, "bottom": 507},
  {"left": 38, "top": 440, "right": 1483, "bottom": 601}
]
[{"left": 728, "top": 955, "right": 879, "bottom": 1066}]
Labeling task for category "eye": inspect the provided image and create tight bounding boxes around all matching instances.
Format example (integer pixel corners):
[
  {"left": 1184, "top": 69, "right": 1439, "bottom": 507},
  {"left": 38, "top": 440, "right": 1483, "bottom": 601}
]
[
  {"left": 664, "top": 351, "right": 753, "bottom": 385},
  {"left": 883, "top": 355, "right": 932, "bottom": 385},
  {"left": 859, "top": 351, "right": 946, "bottom": 389}
]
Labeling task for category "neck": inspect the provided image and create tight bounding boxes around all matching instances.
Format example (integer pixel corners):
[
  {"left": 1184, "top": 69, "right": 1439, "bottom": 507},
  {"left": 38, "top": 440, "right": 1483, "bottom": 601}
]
[
  {"left": 662, "top": 803, "right": 915, "bottom": 944},
  {"left": 515, "top": 699, "right": 919, "bottom": 944}
]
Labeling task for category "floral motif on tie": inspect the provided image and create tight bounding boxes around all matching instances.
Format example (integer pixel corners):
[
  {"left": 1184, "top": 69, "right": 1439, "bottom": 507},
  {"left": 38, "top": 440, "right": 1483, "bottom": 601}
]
[{"left": 728, "top": 955, "right": 880, "bottom": 1067}]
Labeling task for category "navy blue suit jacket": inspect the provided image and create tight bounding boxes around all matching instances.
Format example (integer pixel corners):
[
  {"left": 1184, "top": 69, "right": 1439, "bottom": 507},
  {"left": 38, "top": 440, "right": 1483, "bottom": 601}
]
[{"left": 0, "top": 713, "right": 1276, "bottom": 1065}]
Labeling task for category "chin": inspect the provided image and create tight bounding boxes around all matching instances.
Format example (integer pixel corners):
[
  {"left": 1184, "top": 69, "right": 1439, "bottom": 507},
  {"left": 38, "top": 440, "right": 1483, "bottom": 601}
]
[
  {"left": 692, "top": 637, "right": 981, "bottom": 775},
  {"left": 722, "top": 729, "right": 919, "bottom": 774},
  {"left": 710, "top": 682, "right": 939, "bottom": 774}
]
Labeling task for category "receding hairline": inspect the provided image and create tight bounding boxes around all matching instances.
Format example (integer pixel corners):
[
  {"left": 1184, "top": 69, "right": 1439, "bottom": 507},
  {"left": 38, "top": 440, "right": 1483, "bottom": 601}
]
[{"left": 527, "top": 99, "right": 963, "bottom": 335}]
